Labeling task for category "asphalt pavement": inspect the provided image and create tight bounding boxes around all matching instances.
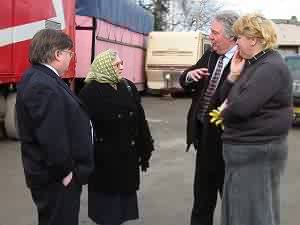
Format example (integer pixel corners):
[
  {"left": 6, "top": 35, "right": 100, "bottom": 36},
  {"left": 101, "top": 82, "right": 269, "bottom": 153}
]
[{"left": 0, "top": 96, "right": 298, "bottom": 225}]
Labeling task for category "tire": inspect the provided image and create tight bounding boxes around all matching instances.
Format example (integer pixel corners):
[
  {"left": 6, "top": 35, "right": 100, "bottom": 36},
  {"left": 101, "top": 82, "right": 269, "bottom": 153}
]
[
  {"left": 0, "top": 95, "right": 5, "bottom": 119},
  {"left": 4, "top": 93, "right": 19, "bottom": 139},
  {"left": 146, "top": 88, "right": 163, "bottom": 97},
  {"left": 0, "top": 123, "right": 4, "bottom": 139},
  {"left": 0, "top": 95, "right": 6, "bottom": 139}
]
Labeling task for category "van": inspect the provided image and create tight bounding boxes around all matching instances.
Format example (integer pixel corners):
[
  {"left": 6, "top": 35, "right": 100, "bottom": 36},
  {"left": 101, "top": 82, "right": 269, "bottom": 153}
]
[{"left": 145, "top": 31, "right": 210, "bottom": 94}]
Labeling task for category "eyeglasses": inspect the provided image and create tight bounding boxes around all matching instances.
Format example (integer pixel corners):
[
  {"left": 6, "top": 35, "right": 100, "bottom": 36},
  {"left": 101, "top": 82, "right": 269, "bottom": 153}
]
[
  {"left": 62, "top": 50, "right": 75, "bottom": 58},
  {"left": 113, "top": 60, "right": 124, "bottom": 67}
]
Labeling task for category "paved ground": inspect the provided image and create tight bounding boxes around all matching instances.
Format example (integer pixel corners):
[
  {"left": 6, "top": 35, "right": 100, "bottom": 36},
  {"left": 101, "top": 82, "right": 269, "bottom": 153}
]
[{"left": 0, "top": 96, "right": 299, "bottom": 225}]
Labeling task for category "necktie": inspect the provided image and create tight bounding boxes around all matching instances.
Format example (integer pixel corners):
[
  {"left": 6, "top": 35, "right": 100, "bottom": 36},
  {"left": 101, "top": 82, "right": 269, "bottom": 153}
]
[{"left": 198, "top": 55, "right": 224, "bottom": 122}]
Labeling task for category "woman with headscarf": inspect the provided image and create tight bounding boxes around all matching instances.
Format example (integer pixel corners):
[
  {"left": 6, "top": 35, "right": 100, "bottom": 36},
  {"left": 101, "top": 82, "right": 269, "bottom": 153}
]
[{"left": 79, "top": 49, "right": 154, "bottom": 225}]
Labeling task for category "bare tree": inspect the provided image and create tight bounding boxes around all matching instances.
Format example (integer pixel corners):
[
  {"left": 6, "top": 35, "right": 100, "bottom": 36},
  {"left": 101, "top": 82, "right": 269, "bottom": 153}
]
[
  {"left": 137, "top": 0, "right": 221, "bottom": 31},
  {"left": 137, "top": 0, "right": 170, "bottom": 31},
  {"left": 169, "top": 0, "right": 222, "bottom": 31}
]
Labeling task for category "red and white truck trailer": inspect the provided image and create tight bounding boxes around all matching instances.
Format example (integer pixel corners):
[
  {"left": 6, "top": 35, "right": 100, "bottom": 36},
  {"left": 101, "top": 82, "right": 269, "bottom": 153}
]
[{"left": 0, "top": 0, "right": 153, "bottom": 139}]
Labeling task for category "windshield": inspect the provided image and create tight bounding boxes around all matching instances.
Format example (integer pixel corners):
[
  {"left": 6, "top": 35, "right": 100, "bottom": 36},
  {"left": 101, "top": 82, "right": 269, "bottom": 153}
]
[
  {"left": 286, "top": 58, "right": 300, "bottom": 72},
  {"left": 285, "top": 57, "right": 300, "bottom": 80}
]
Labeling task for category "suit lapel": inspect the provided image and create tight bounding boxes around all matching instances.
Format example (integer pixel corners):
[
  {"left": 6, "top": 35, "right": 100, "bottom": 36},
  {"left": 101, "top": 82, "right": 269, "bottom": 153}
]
[
  {"left": 33, "top": 64, "right": 85, "bottom": 108},
  {"left": 54, "top": 76, "right": 93, "bottom": 116},
  {"left": 197, "top": 55, "right": 232, "bottom": 114}
]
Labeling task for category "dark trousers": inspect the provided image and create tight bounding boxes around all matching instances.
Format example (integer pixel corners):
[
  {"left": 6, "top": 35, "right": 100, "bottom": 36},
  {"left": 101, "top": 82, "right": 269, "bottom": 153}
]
[
  {"left": 191, "top": 150, "right": 225, "bottom": 225},
  {"left": 30, "top": 179, "right": 82, "bottom": 225}
]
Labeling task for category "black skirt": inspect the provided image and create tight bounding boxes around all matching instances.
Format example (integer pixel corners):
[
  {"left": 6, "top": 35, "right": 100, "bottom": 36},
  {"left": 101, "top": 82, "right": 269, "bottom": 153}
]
[{"left": 88, "top": 191, "right": 139, "bottom": 225}]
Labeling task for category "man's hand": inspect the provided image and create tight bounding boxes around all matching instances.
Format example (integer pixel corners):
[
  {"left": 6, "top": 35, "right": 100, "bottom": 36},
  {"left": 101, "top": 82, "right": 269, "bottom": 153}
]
[
  {"left": 187, "top": 68, "right": 210, "bottom": 82},
  {"left": 62, "top": 172, "right": 73, "bottom": 187}
]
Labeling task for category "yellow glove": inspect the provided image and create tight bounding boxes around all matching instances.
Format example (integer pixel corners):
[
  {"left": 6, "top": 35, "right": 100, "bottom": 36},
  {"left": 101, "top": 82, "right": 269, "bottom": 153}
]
[{"left": 208, "top": 108, "right": 224, "bottom": 130}]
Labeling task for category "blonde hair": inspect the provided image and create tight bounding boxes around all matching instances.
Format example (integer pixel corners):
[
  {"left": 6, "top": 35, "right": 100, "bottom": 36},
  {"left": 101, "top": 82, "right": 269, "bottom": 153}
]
[{"left": 233, "top": 13, "right": 278, "bottom": 49}]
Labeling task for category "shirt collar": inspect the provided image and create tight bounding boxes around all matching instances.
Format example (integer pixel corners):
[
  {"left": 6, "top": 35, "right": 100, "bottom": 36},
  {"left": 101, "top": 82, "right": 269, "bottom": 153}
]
[
  {"left": 224, "top": 45, "right": 237, "bottom": 60},
  {"left": 247, "top": 48, "right": 272, "bottom": 65},
  {"left": 42, "top": 64, "right": 60, "bottom": 77}
]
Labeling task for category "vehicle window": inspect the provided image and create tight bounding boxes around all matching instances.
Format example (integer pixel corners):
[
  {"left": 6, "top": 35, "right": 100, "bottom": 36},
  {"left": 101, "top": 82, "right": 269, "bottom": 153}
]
[
  {"left": 286, "top": 58, "right": 300, "bottom": 72},
  {"left": 285, "top": 57, "right": 300, "bottom": 81}
]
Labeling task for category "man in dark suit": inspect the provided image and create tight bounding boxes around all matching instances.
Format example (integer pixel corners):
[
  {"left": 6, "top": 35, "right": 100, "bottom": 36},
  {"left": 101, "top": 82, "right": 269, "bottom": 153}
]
[
  {"left": 179, "top": 11, "right": 239, "bottom": 225},
  {"left": 16, "top": 29, "right": 94, "bottom": 225}
]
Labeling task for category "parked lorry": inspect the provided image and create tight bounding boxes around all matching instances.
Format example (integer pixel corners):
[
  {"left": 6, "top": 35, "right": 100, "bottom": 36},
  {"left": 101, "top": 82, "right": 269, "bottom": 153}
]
[
  {"left": 145, "top": 31, "right": 211, "bottom": 94},
  {"left": 0, "top": 0, "right": 153, "bottom": 139}
]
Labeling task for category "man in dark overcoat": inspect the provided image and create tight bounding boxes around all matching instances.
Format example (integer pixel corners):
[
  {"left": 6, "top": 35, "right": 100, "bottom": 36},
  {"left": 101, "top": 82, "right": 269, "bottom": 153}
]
[
  {"left": 179, "top": 11, "right": 239, "bottom": 225},
  {"left": 16, "top": 29, "right": 94, "bottom": 225}
]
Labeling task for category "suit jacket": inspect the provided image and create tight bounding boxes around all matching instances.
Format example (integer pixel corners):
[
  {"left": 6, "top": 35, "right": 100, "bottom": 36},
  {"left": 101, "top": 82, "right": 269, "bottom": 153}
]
[
  {"left": 179, "top": 50, "right": 231, "bottom": 170},
  {"left": 16, "top": 64, "right": 94, "bottom": 188},
  {"left": 79, "top": 79, "right": 154, "bottom": 193}
]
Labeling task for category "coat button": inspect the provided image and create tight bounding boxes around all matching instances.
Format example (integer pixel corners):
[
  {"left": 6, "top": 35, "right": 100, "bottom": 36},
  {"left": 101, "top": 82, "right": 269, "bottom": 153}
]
[
  {"left": 131, "top": 140, "right": 135, "bottom": 146},
  {"left": 117, "top": 114, "right": 122, "bottom": 119},
  {"left": 129, "top": 111, "right": 134, "bottom": 116}
]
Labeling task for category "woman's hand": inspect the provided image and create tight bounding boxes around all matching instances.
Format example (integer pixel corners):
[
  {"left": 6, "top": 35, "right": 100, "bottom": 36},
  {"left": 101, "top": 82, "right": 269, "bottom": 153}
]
[
  {"left": 62, "top": 171, "right": 73, "bottom": 187},
  {"left": 218, "top": 99, "right": 228, "bottom": 112},
  {"left": 228, "top": 50, "right": 245, "bottom": 82},
  {"left": 209, "top": 99, "right": 228, "bottom": 130}
]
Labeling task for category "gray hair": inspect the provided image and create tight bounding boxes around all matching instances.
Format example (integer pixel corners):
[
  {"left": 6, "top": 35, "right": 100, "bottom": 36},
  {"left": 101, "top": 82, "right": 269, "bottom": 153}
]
[
  {"left": 214, "top": 11, "right": 239, "bottom": 39},
  {"left": 109, "top": 49, "right": 118, "bottom": 61},
  {"left": 29, "top": 29, "right": 73, "bottom": 64}
]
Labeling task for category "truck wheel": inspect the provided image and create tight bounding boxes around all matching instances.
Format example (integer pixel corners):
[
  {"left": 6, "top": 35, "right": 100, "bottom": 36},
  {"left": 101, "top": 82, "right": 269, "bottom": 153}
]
[
  {"left": 4, "top": 93, "right": 19, "bottom": 139},
  {"left": 146, "top": 88, "right": 163, "bottom": 97},
  {"left": 0, "top": 96, "right": 6, "bottom": 139},
  {"left": 0, "top": 95, "right": 5, "bottom": 119}
]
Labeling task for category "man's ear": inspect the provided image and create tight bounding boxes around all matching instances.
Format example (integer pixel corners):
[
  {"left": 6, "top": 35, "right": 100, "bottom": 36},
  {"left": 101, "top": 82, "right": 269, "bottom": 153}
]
[{"left": 54, "top": 50, "right": 61, "bottom": 61}]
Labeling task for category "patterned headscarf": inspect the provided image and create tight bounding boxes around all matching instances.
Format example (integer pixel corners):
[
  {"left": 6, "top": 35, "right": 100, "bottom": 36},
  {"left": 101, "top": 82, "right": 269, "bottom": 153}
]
[{"left": 84, "top": 49, "right": 122, "bottom": 84}]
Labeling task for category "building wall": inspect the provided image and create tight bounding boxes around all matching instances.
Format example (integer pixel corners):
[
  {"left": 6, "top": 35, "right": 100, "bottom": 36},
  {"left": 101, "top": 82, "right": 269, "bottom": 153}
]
[{"left": 274, "top": 18, "right": 300, "bottom": 56}]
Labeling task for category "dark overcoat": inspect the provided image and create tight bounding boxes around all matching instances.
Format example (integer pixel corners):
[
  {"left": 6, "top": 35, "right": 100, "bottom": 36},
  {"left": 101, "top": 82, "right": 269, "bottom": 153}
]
[
  {"left": 79, "top": 79, "right": 154, "bottom": 193},
  {"left": 16, "top": 64, "right": 94, "bottom": 187},
  {"left": 16, "top": 64, "right": 94, "bottom": 225}
]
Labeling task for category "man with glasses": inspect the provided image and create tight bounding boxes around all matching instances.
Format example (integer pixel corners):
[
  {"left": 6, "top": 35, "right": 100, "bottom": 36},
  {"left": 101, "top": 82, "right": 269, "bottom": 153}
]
[
  {"left": 63, "top": 50, "right": 75, "bottom": 58},
  {"left": 16, "top": 29, "right": 94, "bottom": 225}
]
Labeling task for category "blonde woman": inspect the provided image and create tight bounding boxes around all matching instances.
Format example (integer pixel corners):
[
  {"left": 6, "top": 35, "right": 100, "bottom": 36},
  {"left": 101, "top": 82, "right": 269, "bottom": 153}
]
[
  {"left": 79, "top": 49, "right": 154, "bottom": 225},
  {"left": 219, "top": 14, "right": 293, "bottom": 225}
]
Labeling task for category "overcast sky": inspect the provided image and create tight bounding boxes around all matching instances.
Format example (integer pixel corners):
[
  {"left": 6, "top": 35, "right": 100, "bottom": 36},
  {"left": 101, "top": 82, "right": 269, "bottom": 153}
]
[{"left": 218, "top": 0, "right": 299, "bottom": 19}]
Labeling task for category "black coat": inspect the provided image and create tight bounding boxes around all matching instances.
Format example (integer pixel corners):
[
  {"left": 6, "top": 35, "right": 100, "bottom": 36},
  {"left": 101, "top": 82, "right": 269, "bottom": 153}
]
[
  {"left": 179, "top": 50, "right": 231, "bottom": 170},
  {"left": 16, "top": 64, "right": 94, "bottom": 188},
  {"left": 79, "top": 79, "right": 154, "bottom": 193}
]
